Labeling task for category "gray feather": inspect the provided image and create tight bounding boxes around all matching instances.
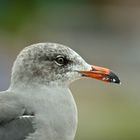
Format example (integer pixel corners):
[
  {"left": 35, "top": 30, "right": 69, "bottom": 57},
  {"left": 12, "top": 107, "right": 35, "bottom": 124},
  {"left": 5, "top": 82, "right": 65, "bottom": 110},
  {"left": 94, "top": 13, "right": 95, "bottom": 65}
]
[
  {"left": 0, "top": 91, "right": 35, "bottom": 140},
  {"left": 0, "top": 116, "right": 35, "bottom": 140}
]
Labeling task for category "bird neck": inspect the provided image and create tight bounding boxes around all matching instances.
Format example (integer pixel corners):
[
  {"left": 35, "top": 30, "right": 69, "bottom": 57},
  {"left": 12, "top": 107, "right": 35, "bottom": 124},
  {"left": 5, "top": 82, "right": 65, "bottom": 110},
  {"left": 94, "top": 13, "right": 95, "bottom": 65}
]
[
  {"left": 9, "top": 82, "right": 78, "bottom": 140},
  {"left": 9, "top": 80, "right": 68, "bottom": 93}
]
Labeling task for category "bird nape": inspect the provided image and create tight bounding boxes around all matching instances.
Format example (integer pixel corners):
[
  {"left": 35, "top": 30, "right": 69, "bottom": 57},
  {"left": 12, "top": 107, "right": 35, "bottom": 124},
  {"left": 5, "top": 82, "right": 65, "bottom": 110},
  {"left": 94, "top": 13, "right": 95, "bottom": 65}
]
[{"left": 0, "top": 43, "right": 120, "bottom": 140}]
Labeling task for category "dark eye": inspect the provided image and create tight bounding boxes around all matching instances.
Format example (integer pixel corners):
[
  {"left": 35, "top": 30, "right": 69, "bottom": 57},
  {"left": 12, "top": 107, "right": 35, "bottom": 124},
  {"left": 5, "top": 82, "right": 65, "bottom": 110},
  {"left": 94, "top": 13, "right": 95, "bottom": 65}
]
[{"left": 55, "top": 56, "right": 67, "bottom": 66}]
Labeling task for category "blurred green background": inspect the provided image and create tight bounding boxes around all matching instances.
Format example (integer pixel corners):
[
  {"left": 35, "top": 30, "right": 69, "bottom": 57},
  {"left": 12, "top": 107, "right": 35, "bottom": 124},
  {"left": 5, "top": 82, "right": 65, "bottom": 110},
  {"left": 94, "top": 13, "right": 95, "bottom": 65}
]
[{"left": 0, "top": 0, "right": 140, "bottom": 140}]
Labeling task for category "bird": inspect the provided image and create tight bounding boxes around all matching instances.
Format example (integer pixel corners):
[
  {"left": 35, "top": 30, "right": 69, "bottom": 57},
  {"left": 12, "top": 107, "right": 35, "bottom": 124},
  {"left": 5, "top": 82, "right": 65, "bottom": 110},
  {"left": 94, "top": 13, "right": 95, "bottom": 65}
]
[{"left": 0, "top": 43, "right": 120, "bottom": 140}]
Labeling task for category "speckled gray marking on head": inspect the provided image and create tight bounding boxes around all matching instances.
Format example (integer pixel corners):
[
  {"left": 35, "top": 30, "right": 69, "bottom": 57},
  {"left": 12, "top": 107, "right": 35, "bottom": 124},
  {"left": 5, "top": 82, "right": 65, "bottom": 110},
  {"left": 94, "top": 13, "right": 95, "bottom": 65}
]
[{"left": 10, "top": 43, "right": 90, "bottom": 89}]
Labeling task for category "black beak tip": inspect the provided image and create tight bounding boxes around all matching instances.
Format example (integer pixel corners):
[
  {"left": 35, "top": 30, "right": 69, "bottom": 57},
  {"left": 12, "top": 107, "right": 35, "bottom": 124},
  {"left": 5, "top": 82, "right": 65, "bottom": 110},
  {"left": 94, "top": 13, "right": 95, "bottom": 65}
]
[{"left": 108, "top": 72, "right": 121, "bottom": 84}]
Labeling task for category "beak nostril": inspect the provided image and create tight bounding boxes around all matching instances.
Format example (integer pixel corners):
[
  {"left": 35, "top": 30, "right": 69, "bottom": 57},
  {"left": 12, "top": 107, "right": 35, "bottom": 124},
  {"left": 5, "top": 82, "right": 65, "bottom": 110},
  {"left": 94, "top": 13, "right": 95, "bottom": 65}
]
[{"left": 91, "top": 67, "right": 96, "bottom": 71}]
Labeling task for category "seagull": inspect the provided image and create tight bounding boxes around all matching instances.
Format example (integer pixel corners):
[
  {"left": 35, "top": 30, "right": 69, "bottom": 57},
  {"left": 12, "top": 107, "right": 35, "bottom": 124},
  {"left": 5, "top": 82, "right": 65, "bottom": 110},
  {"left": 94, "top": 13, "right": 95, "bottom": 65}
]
[{"left": 0, "top": 43, "right": 120, "bottom": 140}]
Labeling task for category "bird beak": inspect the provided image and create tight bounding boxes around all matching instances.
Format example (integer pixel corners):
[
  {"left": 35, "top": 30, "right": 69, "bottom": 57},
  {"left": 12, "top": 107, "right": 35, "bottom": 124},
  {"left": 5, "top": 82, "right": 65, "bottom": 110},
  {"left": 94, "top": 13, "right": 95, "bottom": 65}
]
[{"left": 79, "top": 65, "right": 120, "bottom": 84}]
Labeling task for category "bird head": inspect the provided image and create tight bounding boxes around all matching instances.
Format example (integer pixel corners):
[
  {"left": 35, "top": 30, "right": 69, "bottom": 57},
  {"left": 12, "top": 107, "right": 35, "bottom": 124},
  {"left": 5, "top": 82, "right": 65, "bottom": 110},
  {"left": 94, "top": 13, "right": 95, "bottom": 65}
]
[{"left": 11, "top": 43, "right": 120, "bottom": 88}]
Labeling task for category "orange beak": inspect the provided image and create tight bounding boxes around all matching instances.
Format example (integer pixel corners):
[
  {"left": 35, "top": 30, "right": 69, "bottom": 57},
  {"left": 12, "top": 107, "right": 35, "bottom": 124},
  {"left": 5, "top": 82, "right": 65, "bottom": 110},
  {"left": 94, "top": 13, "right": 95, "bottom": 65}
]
[{"left": 79, "top": 65, "right": 120, "bottom": 84}]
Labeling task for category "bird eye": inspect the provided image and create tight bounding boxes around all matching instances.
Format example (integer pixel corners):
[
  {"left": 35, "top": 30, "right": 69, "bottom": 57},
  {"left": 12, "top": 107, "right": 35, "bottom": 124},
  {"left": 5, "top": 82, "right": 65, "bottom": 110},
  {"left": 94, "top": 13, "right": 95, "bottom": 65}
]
[{"left": 55, "top": 56, "right": 66, "bottom": 66}]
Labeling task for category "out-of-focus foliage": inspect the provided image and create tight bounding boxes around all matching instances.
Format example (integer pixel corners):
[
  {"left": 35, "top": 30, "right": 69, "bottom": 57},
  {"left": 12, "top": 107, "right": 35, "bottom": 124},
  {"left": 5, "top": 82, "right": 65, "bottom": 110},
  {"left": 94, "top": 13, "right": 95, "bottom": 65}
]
[{"left": 0, "top": 0, "right": 140, "bottom": 140}]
